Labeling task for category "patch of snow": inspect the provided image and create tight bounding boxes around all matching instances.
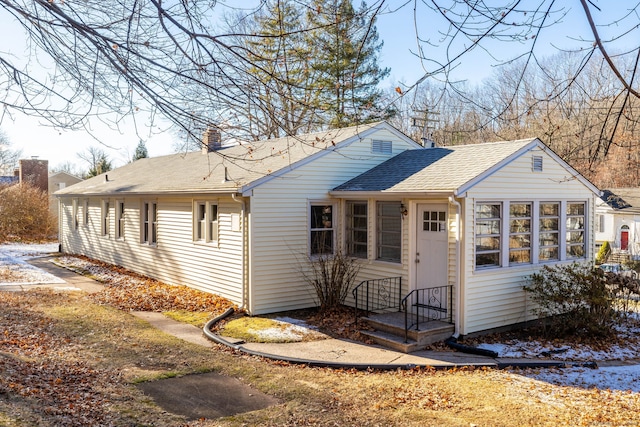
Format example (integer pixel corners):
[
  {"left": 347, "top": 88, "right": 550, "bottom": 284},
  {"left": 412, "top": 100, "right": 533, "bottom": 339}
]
[
  {"left": 274, "top": 316, "right": 319, "bottom": 330},
  {"left": 0, "top": 242, "right": 65, "bottom": 285},
  {"left": 527, "top": 365, "right": 640, "bottom": 393},
  {"left": 250, "top": 319, "right": 326, "bottom": 342}
]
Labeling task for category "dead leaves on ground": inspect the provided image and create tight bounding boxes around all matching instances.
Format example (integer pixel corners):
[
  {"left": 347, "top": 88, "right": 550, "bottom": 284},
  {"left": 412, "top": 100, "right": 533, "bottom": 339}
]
[
  {"left": 56, "top": 255, "right": 235, "bottom": 314},
  {"left": 0, "top": 292, "right": 125, "bottom": 426}
]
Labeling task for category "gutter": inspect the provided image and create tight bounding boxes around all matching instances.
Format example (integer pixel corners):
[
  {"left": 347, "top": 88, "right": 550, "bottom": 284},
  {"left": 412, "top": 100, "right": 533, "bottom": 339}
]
[
  {"left": 449, "top": 196, "right": 462, "bottom": 338},
  {"left": 231, "top": 193, "right": 248, "bottom": 313}
]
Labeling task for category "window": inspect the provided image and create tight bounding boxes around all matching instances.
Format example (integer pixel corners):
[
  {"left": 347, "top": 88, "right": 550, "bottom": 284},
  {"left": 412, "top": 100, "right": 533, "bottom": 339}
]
[
  {"left": 101, "top": 200, "right": 110, "bottom": 237},
  {"left": 310, "top": 204, "right": 334, "bottom": 255},
  {"left": 509, "top": 203, "right": 531, "bottom": 264},
  {"left": 475, "top": 203, "right": 501, "bottom": 267},
  {"left": 72, "top": 199, "right": 79, "bottom": 230},
  {"left": 142, "top": 201, "right": 158, "bottom": 245},
  {"left": 346, "top": 201, "right": 367, "bottom": 258},
  {"left": 372, "top": 140, "right": 392, "bottom": 154},
  {"left": 83, "top": 199, "right": 89, "bottom": 226},
  {"left": 596, "top": 214, "right": 605, "bottom": 233},
  {"left": 193, "top": 201, "right": 218, "bottom": 243},
  {"left": 376, "top": 201, "right": 401, "bottom": 263},
  {"left": 195, "top": 202, "right": 206, "bottom": 241},
  {"left": 115, "top": 200, "right": 125, "bottom": 239},
  {"left": 566, "top": 202, "right": 585, "bottom": 258},
  {"left": 475, "top": 200, "right": 587, "bottom": 270},
  {"left": 539, "top": 202, "right": 559, "bottom": 261},
  {"left": 423, "top": 210, "right": 446, "bottom": 232},
  {"left": 209, "top": 204, "right": 219, "bottom": 242}
]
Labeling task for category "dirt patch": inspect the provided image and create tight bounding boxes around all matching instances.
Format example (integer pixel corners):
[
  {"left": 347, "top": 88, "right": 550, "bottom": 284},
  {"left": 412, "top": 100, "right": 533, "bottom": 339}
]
[{"left": 137, "top": 372, "right": 279, "bottom": 420}]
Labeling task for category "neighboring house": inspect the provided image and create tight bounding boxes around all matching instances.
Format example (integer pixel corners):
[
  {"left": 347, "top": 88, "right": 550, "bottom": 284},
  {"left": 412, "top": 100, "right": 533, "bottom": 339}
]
[
  {"left": 55, "top": 122, "right": 600, "bottom": 337},
  {"left": 0, "top": 158, "right": 48, "bottom": 189},
  {"left": 0, "top": 175, "right": 18, "bottom": 185},
  {"left": 49, "top": 171, "right": 83, "bottom": 220},
  {"left": 596, "top": 188, "right": 640, "bottom": 260}
]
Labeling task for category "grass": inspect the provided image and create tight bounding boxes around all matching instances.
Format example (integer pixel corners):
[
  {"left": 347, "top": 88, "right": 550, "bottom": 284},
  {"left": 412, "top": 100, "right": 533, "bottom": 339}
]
[
  {"left": 3, "top": 252, "right": 640, "bottom": 426},
  {"left": 2, "top": 289, "right": 640, "bottom": 426},
  {"left": 163, "top": 309, "right": 213, "bottom": 327}
]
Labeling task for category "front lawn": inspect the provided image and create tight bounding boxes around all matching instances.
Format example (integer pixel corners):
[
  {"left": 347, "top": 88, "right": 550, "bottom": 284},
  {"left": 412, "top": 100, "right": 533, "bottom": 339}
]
[{"left": 2, "top": 252, "right": 640, "bottom": 426}]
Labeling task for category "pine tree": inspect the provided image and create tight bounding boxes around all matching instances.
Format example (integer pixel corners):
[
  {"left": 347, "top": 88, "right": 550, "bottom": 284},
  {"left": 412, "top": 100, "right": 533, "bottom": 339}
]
[
  {"left": 133, "top": 140, "right": 149, "bottom": 161},
  {"left": 244, "top": 0, "right": 322, "bottom": 137},
  {"left": 307, "top": 0, "right": 392, "bottom": 127}
]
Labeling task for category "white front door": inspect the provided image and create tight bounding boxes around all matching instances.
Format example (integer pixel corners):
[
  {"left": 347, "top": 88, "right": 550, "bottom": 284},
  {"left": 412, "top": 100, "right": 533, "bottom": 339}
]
[{"left": 415, "top": 204, "right": 449, "bottom": 290}]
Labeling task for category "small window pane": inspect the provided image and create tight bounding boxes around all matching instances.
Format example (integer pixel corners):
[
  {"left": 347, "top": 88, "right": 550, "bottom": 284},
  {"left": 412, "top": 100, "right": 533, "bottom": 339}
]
[
  {"left": 476, "top": 220, "right": 500, "bottom": 235},
  {"left": 476, "top": 252, "right": 500, "bottom": 266}
]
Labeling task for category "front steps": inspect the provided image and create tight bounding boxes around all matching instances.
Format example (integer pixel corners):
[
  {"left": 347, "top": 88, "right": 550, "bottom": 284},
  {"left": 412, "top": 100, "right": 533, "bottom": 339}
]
[{"left": 359, "top": 312, "right": 454, "bottom": 353}]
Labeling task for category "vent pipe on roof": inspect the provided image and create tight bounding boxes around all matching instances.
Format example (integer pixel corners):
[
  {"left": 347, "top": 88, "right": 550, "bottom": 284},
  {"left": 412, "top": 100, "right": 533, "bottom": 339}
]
[{"left": 202, "top": 126, "right": 222, "bottom": 153}]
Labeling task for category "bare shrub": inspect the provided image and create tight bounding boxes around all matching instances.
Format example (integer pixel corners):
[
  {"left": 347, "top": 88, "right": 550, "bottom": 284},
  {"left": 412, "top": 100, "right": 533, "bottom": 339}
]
[
  {"left": 301, "top": 250, "right": 361, "bottom": 313},
  {"left": 0, "top": 183, "right": 56, "bottom": 242}
]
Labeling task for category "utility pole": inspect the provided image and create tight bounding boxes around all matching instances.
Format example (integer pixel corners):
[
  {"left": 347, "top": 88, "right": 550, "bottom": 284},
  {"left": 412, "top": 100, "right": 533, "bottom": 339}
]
[{"left": 410, "top": 108, "right": 440, "bottom": 147}]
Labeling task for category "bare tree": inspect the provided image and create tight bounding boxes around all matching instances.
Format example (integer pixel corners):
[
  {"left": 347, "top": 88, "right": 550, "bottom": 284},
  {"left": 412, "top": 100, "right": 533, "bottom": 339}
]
[
  {"left": 0, "top": 130, "right": 21, "bottom": 176},
  {"left": 0, "top": 0, "right": 639, "bottom": 159}
]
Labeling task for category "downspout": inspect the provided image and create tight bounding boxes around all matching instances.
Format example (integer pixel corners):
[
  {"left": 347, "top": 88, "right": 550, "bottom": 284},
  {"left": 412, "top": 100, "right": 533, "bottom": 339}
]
[
  {"left": 449, "top": 196, "right": 461, "bottom": 338},
  {"left": 231, "top": 193, "right": 247, "bottom": 312}
]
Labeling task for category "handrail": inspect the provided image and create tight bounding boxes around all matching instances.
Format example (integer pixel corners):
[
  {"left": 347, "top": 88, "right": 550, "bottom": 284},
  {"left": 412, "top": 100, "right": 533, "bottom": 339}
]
[
  {"left": 352, "top": 277, "right": 402, "bottom": 326},
  {"left": 401, "top": 285, "right": 453, "bottom": 343}
]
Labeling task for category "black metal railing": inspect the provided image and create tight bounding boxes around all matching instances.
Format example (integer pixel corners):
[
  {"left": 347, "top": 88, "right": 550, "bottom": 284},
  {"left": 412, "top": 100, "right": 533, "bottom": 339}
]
[
  {"left": 352, "top": 277, "right": 402, "bottom": 325},
  {"left": 401, "top": 285, "right": 453, "bottom": 342}
]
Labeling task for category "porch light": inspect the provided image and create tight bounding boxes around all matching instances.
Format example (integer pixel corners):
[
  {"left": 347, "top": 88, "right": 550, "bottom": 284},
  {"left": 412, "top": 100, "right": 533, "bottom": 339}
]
[{"left": 400, "top": 203, "right": 408, "bottom": 217}]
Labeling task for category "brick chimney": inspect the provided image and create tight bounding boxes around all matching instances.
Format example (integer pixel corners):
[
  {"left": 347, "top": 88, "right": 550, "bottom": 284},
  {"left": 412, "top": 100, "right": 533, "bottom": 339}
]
[
  {"left": 201, "top": 126, "right": 222, "bottom": 154},
  {"left": 19, "top": 158, "right": 49, "bottom": 193}
]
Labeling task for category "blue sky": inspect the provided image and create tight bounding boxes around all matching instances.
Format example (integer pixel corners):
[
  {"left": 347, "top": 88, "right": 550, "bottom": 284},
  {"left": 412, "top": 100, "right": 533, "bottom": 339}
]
[{"left": 0, "top": 0, "right": 632, "bottom": 172}]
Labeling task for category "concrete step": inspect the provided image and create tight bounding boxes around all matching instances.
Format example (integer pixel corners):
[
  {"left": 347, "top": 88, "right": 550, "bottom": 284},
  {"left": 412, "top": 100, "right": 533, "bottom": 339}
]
[
  {"left": 359, "top": 330, "right": 423, "bottom": 353},
  {"left": 363, "top": 315, "right": 455, "bottom": 345}
]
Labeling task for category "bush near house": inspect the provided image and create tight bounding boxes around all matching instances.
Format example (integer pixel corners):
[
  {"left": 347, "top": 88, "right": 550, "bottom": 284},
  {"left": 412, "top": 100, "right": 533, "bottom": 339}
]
[
  {"left": 524, "top": 262, "right": 618, "bottom": 337},
  {"left": 301, "top": 250, "right": 361, "bottom": 313},
  {"left": 0, "top": 183, "right": 56, "bottom": 242},
  {"left": 595, "top": 241, "right": 611, "bottom": 265}
]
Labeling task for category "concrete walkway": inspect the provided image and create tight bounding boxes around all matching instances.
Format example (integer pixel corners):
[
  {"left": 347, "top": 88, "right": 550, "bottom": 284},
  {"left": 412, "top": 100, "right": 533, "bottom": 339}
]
[{"left": 24, "top": 256, "right": 565, "bottom": 370}]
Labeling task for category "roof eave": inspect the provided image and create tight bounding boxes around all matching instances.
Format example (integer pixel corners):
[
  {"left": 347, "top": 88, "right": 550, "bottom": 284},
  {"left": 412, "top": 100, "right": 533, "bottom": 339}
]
[
  {"left": 54, "top": 188, "right": 240, "bottom": 198},
  {"left": 329, "top": 190, "right": 456, "bottom": 198}
]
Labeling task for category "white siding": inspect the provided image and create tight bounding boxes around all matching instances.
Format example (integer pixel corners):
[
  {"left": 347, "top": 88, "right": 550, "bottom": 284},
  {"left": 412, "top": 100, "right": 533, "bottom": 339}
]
[
  {"left": 247, "top": 131, "right": 416, "bottom": 314},
  {"left": 460, "top": 147, "right": 597, "bottom": 335},
  {"left": 59, "top": 196, "right": 245, "bottom": 305}
]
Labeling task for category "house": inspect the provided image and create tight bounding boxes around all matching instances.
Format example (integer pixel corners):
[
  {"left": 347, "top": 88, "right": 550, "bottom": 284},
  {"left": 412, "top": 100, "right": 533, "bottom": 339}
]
[
  {"left": 49, "top": 171, "right": 83, "bottom": 221},
  {"left": 55, "top": 121, "right": 600, "bottom": 338},
  {"left": 0, "top": 158, "right": 48, "bottom": 189},
  {"left": 595, "top": 188, "right": 640, "bottom": 261}
]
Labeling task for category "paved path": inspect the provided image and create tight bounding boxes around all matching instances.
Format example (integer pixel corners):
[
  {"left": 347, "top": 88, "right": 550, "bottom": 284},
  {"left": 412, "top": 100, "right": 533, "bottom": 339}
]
[{"left": 24, "top": 256, "right": 564, "bottom": 370}]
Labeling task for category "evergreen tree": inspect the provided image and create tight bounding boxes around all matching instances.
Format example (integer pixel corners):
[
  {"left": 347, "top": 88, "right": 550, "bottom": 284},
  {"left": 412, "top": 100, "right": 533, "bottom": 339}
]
[
  {"left": 307, "top": 0, "right": 392, "bottom": 127},
  {"left": 242, "top": 0, "right": 323, "bottom": 138},
  {"left": 133, "top": 140, "right": 149, "bottom": 161}
]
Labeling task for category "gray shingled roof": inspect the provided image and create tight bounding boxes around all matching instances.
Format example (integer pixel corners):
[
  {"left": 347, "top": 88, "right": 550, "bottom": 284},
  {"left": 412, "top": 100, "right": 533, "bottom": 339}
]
[
  {"left": 333, "top": 138, "right": 537, "bottom": 194},
  {"left": 55, "top": 122, "right": 384, "bottom": 196},
  {"left": 601, "top": 188, "right": 640, "bottom": 213}
]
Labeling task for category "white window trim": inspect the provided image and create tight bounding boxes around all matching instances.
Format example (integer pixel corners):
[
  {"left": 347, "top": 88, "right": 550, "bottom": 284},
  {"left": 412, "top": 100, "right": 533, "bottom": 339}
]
[
  {"left": 101, "top": 199, "right": 110, "bottom": 238},
  {"left": 375, "top": 201, "right": 402, "bottom": 264},
  {"left": 141, "top": 201, "right": 158, "bottom": 246},
  {"left": 72, "top": 198, "right": 79, "bottom": 231},
  {"left": 193, "top": 200, "right": 219, "bottom": 244},
  {"left": 115, "top": 200, "right": 125, "bottom": 240},
  {"left": 82, "top": 199, "right": 89, "bottom": 227},
  {"left": 345, "top": 200, "right": 368, "bottom": 259},
  {"left": 474, "top": 199, "right": 588, "bottom": 271},
  {"left": 309, "top": 201, "right": 336, "bottom": 256}
]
